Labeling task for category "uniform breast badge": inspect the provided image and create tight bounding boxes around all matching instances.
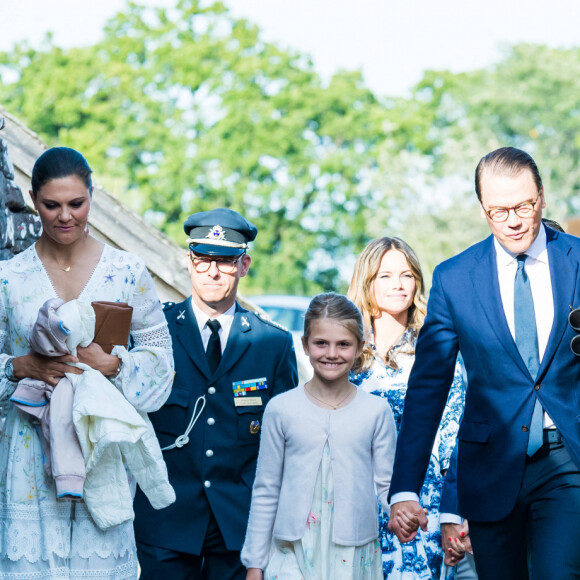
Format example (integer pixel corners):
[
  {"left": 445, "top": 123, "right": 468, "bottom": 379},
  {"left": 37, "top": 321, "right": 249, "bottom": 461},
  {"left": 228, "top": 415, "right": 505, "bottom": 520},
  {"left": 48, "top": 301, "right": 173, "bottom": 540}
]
[{"left": 250, "top": 420, "right": 260, "bottom": 434}]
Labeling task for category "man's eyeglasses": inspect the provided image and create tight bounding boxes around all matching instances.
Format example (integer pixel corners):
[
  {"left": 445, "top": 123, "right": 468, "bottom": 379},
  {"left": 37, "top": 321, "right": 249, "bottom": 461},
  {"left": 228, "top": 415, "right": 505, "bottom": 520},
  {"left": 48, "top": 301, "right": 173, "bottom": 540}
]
[
  {"left": 190, "top": 253, "right": 242, "bottom": 274},
  {"left": 483, "top": 196, "right": 541, "bottom": 223}
]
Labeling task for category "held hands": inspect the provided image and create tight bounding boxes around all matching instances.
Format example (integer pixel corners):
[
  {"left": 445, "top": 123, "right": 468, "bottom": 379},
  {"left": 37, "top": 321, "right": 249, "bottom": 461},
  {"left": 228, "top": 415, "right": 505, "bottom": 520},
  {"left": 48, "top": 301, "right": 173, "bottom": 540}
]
[
  {"left": 388, "top": 500, "right": 428, "bottom": 543},
  {"left": 246, "top": 568, "right": 263, "bottom": 580},
  {"left": 441, "top": 520, "right": 473, "bottom": 566}
]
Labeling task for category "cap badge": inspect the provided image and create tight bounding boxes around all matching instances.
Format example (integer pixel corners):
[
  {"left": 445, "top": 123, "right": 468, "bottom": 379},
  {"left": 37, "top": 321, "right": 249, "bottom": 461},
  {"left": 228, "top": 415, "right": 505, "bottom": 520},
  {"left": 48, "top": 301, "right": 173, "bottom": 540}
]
[{"left": 206, "top": 225, "right": 227, "bottom": 241}]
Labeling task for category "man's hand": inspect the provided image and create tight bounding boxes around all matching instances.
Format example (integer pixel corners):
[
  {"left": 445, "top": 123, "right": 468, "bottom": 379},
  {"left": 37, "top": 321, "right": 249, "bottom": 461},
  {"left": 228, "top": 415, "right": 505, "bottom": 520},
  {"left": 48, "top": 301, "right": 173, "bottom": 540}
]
[
  {"left": 442, "top": 520, "right": 473, "bottom": 566},
  {"left": 246, "top": 568, "right": 263, "bottom": 580},
  {"left": 387, "top": 500, "right": 428, "bottom": 543}
]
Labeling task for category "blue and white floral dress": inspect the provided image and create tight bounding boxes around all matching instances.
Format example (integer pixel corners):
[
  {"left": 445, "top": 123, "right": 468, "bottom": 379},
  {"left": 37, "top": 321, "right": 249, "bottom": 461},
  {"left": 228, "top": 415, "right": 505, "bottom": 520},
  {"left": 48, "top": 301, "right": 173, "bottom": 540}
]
[
  {"left": 351, "top": 329, "right": 465, "bottom": 580},
  {"left": 0, "top": 244, "right": 174, "bottom": 580}
]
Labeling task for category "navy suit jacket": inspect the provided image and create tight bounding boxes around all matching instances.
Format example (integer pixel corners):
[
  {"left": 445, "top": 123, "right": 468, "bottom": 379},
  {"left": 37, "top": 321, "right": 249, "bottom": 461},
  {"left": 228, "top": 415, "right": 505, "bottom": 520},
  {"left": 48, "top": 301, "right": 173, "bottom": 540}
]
[
  {"left": 390, "top": 227, "right": 580, "bottom": 522},
  {"left": 134, "top": 299, "right": 298, "bottom": 554}
]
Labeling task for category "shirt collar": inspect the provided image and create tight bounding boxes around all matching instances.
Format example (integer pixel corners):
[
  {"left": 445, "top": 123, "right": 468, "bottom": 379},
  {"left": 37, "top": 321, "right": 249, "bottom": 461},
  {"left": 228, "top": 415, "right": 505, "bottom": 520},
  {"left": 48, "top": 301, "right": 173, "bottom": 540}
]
[
  {"left": 190, "top": 298, "right": 236, "bottom": 332},
  {"left": 494, "top": 223, "right": 548, "bottom": 268}
]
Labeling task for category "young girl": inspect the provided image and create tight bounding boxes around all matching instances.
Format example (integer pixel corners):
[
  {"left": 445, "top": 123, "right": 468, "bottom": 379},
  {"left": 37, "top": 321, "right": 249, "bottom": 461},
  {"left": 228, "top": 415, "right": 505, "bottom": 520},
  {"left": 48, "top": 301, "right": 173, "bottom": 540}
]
[{"left": 241, "top": 293, "right": 397, "bottom": 580}]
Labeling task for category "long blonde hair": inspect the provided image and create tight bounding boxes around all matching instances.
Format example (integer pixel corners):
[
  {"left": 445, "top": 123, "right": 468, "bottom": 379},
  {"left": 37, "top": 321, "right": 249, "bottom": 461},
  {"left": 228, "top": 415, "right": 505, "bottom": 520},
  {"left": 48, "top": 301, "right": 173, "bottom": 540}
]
[{"left": 348, "top": 237, "right": 427, "bottom": 371}]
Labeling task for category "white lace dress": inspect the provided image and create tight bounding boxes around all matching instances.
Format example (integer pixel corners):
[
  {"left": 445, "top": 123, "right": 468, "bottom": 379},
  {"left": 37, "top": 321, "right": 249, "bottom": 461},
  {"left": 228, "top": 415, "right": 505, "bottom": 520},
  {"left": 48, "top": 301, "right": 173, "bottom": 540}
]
[{"left": 0, "top": 244, "right": 174, "bottom": 580}]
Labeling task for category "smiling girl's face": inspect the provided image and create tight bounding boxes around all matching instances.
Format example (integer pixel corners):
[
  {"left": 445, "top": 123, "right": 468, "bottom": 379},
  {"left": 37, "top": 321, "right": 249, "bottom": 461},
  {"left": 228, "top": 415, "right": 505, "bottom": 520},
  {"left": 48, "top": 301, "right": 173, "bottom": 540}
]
[{"left": 302, "top": 318, "right": 363, "bottom": 384}]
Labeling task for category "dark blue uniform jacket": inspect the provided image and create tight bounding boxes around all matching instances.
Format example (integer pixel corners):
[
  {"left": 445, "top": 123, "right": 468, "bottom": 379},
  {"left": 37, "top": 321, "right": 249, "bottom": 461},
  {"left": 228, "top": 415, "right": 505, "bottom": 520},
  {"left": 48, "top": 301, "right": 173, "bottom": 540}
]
[{"left": 134, "top": 298, "right": 298, "bottom": 554}]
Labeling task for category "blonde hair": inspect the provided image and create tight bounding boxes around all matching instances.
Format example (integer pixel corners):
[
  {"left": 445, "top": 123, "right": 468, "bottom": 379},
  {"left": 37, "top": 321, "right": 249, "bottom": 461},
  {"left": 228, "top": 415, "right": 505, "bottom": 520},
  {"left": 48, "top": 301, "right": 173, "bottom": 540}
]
[
  {"left": 304, "top": 293, "right": 365, "bottom": 374},
  {"left": 347, "top": 237, "right": 427, "bottom": 371}
]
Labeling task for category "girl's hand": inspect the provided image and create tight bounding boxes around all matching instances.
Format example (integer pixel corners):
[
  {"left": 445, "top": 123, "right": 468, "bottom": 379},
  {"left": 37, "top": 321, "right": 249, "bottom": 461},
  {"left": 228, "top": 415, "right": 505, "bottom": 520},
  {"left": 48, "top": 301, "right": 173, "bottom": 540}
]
[
  {"left": 246, "top": 568, "right": 263, "bottom": 580},
  {"left": 12, "top": 353, "right": 83, "bottom": 387},
  {"left": 76, "top": 343, "right": 121, "bottom": 377}
]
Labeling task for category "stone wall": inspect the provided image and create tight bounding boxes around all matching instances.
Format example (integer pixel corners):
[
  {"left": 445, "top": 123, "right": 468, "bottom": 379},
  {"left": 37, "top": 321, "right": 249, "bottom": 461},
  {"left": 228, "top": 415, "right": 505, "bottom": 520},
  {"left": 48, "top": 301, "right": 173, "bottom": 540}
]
[{"left": 0, "top": 117, "right": 42, "bottom": 261}]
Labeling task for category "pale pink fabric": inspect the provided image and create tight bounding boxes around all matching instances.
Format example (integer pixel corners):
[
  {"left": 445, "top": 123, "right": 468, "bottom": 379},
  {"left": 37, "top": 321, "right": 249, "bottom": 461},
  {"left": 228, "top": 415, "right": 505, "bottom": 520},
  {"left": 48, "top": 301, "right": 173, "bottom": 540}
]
[{"left": 11, "top": 298, "right": 86, "bottom": 499}]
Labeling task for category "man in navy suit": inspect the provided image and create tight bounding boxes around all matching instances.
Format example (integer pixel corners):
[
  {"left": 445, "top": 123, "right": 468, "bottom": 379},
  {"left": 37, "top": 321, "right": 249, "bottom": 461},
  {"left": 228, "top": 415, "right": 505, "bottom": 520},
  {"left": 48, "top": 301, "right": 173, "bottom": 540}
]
[
  {"left": 388, "top": 148, "right": 580, "bottom": 579},
  {"left": 134, "top": 208, "right": 298, "bottom": 580}
]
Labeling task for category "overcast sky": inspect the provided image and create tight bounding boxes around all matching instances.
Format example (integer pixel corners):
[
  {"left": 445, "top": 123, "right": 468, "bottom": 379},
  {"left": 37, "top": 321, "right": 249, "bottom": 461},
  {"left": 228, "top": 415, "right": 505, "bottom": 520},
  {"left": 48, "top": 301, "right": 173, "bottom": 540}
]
[{"left": 2, "top": 0, "right": 580, "bottom": 96}]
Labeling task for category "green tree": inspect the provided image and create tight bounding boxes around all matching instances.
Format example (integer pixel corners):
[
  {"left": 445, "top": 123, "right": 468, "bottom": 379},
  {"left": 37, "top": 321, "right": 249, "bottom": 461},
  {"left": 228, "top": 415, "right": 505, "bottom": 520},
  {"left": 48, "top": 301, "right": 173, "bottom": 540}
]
[
  {"left": 3, "top": 7, "right": 580, "bottom": 294},
  {"left": 0, "top": 0, "right": 391, "bottom": 295}
]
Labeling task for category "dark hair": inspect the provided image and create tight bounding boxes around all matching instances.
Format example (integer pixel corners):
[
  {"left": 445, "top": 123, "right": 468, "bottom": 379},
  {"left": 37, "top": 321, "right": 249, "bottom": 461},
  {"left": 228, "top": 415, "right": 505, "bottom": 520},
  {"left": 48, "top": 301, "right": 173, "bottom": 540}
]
[
  {"left": 31, "top": 147, "right": 93, "bottom": 197},
  {"left": 474, "top": 147, "right": 543, "bottom": 201},
  {"left": 303, "top": 292, "right": 365, "bottom": 373}
]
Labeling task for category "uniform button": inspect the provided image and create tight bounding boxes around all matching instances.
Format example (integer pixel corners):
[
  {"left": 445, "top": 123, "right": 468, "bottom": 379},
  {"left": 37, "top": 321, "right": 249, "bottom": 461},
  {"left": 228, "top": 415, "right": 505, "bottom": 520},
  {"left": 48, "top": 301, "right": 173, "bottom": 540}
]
[
  {"left": 522, "top": 425, "right": 529, "bottom": 432},
  {"left": 206, "top": 449, "right": 214, "bottom": 457},
  {"left": 207, "top": 418, "right": 215, "bottom": 425},
  {"left": 534, "top": 385, "right": 540, "bottom": 391},
  {"left": 208, "top": 387, "right": 216, "bottom": 395},
  {"left": 204, "top": 480, "right": 211, "bottom": 488}
]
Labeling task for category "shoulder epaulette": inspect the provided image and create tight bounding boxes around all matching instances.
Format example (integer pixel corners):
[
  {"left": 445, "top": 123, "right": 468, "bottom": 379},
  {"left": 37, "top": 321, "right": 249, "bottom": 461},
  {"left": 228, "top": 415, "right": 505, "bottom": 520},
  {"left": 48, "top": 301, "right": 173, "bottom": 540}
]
[{"left": 253, "top": 311, "right": 290, "bottom": 333}]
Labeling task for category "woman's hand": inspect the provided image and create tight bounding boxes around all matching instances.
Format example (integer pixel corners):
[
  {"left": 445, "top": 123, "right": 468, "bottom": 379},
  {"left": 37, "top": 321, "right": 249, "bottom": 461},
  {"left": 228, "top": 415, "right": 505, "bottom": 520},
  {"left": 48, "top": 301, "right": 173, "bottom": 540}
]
[
  {"left": 77, "top": 343, "right": 121, "bottom": 377},
  {"left": 246, "top": 569, "right": 263, "bottom": 580},
  {"left": 442, "top": 520, "right": 472, "bottom": 566},
  {"left": 12, "top": 353, "right": 83, "bottom": 387}
]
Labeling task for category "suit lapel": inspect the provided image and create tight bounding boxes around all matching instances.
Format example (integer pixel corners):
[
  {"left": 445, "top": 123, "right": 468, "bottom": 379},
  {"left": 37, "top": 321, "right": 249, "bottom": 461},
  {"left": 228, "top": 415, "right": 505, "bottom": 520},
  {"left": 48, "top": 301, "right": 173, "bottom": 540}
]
[
  {"left": 213, "top": 306, "right": 252, "bottom": 381},
  {"left": 538, "top": 230, "right": 578, "bottom": 377},
  {"left": 174, "top": 298, "right": 212, "bottom": 380},
  {"left": 470, "top": 236, "right": 530, "bottom": 378}
]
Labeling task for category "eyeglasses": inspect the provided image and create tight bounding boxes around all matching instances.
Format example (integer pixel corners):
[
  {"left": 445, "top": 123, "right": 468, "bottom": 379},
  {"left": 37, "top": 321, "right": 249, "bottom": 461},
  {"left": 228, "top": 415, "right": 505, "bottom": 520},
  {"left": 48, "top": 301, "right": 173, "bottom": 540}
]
[
  {"left": 483, "top": 196, "right": 541, "bottom": 223},
  {"left": 190, "top": 253, "right": 242, "bottom": 274}
]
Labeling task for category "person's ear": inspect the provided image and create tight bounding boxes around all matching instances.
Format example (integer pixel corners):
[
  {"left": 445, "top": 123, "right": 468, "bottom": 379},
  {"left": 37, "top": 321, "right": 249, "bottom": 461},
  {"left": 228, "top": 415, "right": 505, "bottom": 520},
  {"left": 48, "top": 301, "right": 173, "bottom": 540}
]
[
  {"left": 29, "top": 190, "right": 38, "bottom": 212},
  {"left": 240, "top": 254, "right": 252, "bottom": 277},
  {"left": 301, "top": 335, "right": 309, "bottom": 356}
]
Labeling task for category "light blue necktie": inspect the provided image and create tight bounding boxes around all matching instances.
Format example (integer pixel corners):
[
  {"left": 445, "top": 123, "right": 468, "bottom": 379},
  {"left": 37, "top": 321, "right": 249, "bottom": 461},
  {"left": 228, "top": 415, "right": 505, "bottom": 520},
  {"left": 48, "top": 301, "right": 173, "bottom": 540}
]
[{"left": 514, "top": 254, "right": 543, "bottom": 456}]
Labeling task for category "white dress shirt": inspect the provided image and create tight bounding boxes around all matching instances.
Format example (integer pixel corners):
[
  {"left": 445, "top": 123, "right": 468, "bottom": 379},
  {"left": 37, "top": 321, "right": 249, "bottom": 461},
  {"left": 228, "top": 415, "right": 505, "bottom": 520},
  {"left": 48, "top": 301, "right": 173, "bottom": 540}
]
[
  {"left": 395, "top": 225, "right": 555, "bottom": 520},
  {"left": 494, "top": 225, "right": 554, "bottom": 428},
  {"left": 190, "top": 299, "right": 236, "bottom": 353}
]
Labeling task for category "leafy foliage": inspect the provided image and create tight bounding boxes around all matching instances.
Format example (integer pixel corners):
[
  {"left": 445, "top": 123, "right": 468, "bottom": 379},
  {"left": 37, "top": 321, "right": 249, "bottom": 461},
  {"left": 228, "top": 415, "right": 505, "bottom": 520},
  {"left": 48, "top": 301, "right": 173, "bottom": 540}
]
[{"left": 2, "top": 3, "right": 579, "bottom": 294}]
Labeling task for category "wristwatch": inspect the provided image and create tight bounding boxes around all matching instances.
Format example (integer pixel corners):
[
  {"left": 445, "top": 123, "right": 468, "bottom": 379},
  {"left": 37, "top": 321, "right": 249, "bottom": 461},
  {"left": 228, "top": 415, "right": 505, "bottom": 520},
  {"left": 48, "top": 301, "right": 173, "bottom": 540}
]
[{"left": 4, "top": 357, "right": 17, "bottom": 382}]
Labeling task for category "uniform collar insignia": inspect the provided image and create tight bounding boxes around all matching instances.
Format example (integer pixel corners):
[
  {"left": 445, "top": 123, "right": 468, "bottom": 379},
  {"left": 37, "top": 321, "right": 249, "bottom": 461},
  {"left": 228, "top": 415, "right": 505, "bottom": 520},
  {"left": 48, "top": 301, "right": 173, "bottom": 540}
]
[
  {"left": 206, "top": 225, "right": 226, "bottom": 241},
  {"left": 177, "top": 310, "right": 186, "bottom": 320},
  {"left": 241, "top": 316, "right": 250, "bottom": 327}
]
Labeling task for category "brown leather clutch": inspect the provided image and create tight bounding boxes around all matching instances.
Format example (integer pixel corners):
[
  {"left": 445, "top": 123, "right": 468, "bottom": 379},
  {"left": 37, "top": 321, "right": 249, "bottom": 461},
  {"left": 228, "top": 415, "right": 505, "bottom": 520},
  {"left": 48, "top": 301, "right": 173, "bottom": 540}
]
[{"left": 91, "top": 301, "right": 133, "bottom": 354}]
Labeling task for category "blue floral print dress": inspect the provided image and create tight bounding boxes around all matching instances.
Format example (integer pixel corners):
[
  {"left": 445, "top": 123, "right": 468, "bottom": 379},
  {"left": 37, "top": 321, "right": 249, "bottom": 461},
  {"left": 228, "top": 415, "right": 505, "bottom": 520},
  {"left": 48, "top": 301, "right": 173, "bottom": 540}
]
[
  {"left": 0, "top": 244, "right": 174, "bottom": 580},
  {"left": 351, "top": 329, "right": 465, "bottom": 580}
]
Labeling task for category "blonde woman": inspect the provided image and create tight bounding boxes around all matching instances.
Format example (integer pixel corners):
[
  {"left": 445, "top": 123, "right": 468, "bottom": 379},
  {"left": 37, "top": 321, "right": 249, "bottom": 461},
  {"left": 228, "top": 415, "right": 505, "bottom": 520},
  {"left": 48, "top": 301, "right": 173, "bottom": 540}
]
[{"left": 349, "top": 237, "right": 465, "bottom": 580}]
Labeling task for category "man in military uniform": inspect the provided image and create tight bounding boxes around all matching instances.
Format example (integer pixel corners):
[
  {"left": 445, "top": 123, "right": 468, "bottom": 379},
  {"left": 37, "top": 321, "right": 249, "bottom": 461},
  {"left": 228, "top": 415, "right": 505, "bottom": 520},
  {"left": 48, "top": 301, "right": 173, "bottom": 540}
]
[{"left": 134, "top": 208, "right": 298, "bottom": 580}]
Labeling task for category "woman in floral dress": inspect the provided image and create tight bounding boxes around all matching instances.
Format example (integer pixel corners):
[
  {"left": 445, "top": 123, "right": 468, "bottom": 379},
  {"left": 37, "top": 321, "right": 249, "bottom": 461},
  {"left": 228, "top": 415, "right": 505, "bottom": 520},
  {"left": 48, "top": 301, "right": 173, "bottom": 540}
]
[
  {"left": 0, "top": 147, "right": 174, "bottom": 579},
  {"left": 349, "top": 237, "right": 465, "bottom": 580}
]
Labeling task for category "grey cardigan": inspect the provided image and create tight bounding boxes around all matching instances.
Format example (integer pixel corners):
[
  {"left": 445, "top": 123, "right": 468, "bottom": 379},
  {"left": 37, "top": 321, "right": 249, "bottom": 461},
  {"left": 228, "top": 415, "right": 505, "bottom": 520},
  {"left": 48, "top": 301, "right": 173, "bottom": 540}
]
[{"left": 241, "top": 384, "right": 397, "bottom": 570}]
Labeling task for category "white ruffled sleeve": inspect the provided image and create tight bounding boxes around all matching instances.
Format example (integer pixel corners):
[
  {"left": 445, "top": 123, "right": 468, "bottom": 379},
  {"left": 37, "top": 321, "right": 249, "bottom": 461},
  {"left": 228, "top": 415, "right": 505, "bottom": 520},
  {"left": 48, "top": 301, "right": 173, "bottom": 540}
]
[
  {"left": 110, "top": 266, "right": 174, "bottom": 413},
  {"left": 0, "top": 283, "right": 18, "bottom": 402}
]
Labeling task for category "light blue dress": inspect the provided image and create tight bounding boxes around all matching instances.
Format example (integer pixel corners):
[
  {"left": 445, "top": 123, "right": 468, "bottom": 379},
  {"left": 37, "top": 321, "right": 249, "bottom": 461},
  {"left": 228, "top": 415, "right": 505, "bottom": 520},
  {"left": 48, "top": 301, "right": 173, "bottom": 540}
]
[
  {"left": 351, "top": 329, "right": 465, "bottom": 580},
  {"left": 0, "top": 244, "right": 174, "bottom": 579}
]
